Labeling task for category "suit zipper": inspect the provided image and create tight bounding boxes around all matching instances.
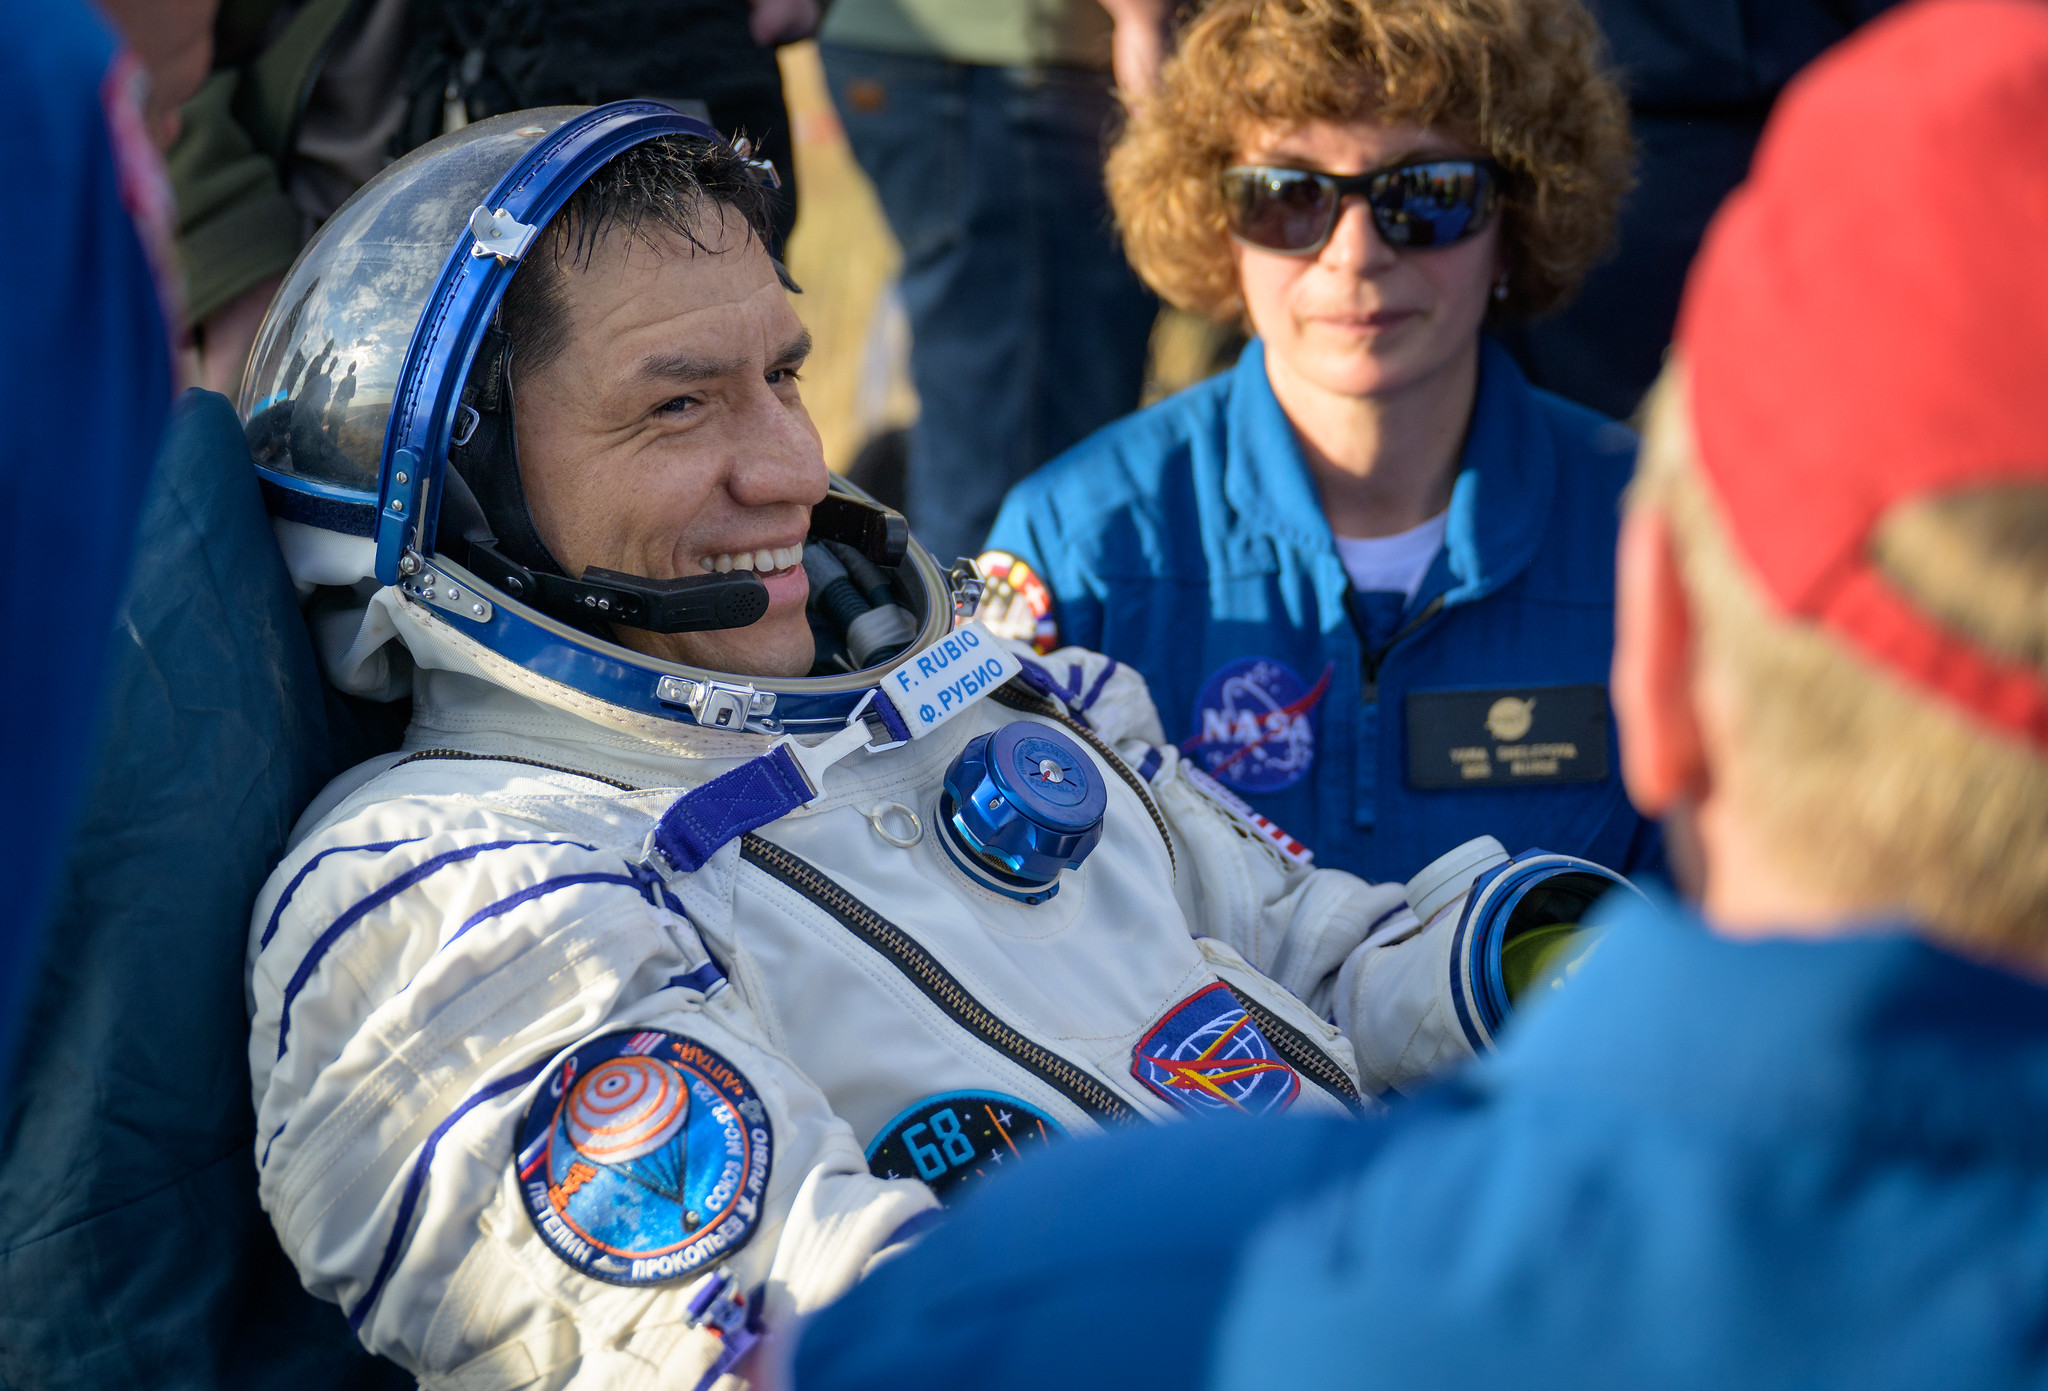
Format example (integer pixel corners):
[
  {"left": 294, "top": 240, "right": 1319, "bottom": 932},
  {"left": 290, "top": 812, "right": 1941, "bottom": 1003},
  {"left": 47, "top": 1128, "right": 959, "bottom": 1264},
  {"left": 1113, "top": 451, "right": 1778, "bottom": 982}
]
[
  {"left": 394, "top": 752, "right": 1352, "bottom": 1114},
  {"left": 1232, "top": 990, "right": 1365, "bottom": 1113},
  {"left": 740, "top": 835, "right": 1141, "bottom": 1125},
  {"left": 396, "top": 749, "right": 1136, "bottom": 1120},
  {"left": 394, "top": 747, "right": 640, "bottom": 790}
]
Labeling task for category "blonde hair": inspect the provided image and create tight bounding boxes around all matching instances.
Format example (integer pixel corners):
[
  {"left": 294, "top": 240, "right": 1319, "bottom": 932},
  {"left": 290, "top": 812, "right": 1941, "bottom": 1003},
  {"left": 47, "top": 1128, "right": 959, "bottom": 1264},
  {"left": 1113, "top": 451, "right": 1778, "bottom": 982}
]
[
  {"left": 1105, "top": 0, "right": 1633, "bottom": 324},
  {"left": 1632, "top": 362, "right": 2048, "bottom": 959}
]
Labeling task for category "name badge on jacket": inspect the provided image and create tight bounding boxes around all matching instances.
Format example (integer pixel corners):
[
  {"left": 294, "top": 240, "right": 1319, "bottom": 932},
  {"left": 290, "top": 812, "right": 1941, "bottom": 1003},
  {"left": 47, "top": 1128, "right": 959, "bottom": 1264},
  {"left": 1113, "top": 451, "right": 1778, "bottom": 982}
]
[{"left": 1405, "top": 684, "right": 1610, "bottom": 789}]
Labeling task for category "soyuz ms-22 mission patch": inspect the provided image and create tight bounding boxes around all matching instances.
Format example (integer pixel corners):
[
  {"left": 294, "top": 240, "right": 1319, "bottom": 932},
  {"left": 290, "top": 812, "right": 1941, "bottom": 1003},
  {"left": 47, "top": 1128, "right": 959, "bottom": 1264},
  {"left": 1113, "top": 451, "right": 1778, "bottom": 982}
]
[{"left": 515, "top": 1029, "right": 771, "bottom": 1286}]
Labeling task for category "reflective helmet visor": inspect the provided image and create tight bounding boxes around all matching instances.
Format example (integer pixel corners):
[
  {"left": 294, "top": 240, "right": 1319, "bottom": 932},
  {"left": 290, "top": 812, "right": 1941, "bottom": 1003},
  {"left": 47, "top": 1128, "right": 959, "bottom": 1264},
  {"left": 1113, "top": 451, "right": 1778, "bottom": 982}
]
[{"left": 238, "top": 110, "right": 579, "bottom": 499}]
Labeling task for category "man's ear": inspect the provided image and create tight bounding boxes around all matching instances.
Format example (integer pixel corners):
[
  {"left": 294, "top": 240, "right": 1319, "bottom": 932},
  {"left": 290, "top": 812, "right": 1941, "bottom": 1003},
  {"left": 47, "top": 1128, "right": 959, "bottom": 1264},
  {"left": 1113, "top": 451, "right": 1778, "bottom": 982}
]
[{"left": 1612, "top": 504, "right": 1709, "bottom": 820}]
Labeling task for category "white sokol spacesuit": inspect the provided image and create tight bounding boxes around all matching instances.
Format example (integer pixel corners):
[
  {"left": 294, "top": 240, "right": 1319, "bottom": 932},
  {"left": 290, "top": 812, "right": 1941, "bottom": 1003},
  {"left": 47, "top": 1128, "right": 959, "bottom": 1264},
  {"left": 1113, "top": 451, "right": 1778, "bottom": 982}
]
[{"left": 241, "top": 104, "right": 1635, "bottom": 1391}]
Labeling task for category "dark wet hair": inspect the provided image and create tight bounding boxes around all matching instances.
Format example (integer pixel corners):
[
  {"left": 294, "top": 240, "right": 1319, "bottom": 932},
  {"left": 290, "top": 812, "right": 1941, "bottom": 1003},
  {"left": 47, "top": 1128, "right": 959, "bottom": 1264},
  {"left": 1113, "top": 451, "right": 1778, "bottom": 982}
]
[{"left": 498, "top": 132, "right": 775, "bottom": 378}]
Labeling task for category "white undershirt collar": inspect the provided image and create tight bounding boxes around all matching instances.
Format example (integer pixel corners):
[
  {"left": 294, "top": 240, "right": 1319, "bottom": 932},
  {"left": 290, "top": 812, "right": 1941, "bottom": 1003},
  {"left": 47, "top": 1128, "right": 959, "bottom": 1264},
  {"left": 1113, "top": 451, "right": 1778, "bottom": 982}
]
[{"left": 1331, "top": 511, "right": 1449, "bottom": 603}]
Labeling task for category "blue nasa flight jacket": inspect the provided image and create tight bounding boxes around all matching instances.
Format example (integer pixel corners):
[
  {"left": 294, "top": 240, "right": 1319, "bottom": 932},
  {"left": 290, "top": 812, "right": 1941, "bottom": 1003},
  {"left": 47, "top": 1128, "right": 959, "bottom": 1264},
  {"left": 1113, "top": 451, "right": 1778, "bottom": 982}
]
[
  {"left": 798, "top": 893, "right": 2048, "bottom": 1391},
  {"left": 984, "top": 337, "right": 1662, "bottom": 885}
]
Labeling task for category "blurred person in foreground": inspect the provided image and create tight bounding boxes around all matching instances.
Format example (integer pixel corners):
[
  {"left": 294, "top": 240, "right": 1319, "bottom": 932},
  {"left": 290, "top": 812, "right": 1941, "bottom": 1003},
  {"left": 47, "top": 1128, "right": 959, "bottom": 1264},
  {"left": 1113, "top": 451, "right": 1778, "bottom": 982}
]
[
  {"left": 818, "top": 0, "right": 1177, "bottom": 567},
  {"left": 978, "top": 0, "right": 1657, "bottom": 889},
  {"left": 797, "top": 3, "right": 2048, "bottom": 1387},
  {"left": 0, "top": 0, "right": 187, "bottom": 1084}
]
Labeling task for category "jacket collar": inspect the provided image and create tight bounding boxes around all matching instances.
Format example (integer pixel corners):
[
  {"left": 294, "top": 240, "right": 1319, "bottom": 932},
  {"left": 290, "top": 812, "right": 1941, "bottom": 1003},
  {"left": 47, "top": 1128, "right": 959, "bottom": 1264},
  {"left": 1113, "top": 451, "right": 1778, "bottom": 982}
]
[
  {"left": 1482, "top": 889, "right": 2048, "bottom": 1156},
  {"left": 1218, "top": 336, "right": 1558, "bottom": 612}
]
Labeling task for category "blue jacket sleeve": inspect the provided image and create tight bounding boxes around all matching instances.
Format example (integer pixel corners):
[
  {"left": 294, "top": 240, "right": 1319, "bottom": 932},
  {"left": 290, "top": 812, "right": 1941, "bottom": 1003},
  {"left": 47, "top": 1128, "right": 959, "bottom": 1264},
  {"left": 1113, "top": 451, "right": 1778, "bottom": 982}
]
[
  {"left": 985, "top": 470, "right": 1107, "bottom": 653},
  {"left": 792, "top": 1110, "right": 1408, "bottom": 1391}
]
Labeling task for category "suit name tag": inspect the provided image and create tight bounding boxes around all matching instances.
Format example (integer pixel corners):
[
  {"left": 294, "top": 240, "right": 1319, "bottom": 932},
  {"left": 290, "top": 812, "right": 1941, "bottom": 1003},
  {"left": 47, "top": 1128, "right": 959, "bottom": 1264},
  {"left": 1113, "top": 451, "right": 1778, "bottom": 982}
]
[{"left": 1405, "top": 684, "right": 1610, "bottom": 789}]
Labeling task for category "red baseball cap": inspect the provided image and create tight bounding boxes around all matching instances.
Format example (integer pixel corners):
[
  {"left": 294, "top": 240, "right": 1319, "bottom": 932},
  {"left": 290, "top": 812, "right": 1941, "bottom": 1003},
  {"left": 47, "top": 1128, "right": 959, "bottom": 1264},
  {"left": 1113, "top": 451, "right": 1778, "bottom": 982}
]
[{"left": 1677, "top": 0, "right": 2048, "bottom": 750}]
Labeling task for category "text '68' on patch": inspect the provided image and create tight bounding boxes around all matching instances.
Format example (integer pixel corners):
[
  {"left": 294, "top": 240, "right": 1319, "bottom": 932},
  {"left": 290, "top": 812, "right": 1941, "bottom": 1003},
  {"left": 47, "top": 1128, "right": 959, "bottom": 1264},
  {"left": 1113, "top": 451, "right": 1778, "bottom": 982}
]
[
  {"left": 1405, "top": 684, "right": 1611, "bottom": 789},
  {"left": 866, "top": 1092, "right": 1062, "bottom": 1199},
  {"left": 514, "top": 1029, "right": 771, "bottom": 1286}
]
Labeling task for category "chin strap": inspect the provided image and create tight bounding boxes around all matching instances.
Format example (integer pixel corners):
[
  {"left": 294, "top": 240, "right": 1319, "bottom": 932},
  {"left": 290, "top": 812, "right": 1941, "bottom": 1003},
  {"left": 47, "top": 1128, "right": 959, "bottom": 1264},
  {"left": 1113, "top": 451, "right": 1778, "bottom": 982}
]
[{"left": 446, "top": 325, "right": 772, "bottom": 634}]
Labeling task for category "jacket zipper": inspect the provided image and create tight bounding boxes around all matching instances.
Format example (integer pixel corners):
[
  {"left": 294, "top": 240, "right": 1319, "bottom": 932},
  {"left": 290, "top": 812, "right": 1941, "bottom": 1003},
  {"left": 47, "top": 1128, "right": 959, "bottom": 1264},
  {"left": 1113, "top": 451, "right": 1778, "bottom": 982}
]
[
  {"left": 739, "top": 834, "right": 1142, "bottom": 1125},
  {"left": 990, "top": 682, "right": 1176, "bottom": 872},
  {"left": 1357, "top": 593, "right": 1447, "bottom": 705}
]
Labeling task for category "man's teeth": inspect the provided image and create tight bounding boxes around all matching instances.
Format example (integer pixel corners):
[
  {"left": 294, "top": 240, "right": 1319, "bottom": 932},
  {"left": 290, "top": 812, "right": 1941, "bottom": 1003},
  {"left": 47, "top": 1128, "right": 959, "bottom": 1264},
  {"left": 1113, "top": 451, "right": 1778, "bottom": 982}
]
[{"left": 699, "top": 544, "right": 804, "bottom": 575}]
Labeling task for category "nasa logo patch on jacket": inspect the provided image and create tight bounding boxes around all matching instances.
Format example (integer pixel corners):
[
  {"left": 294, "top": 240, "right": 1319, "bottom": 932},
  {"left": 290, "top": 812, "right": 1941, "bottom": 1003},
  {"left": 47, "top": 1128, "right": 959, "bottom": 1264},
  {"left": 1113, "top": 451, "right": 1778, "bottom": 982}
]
[
  {"left": 1182, "top": 656, "right": 1332, "bottom": 794},
  {"left": 1131, "top": 983, "right": 1302, "bottom": 1115}
]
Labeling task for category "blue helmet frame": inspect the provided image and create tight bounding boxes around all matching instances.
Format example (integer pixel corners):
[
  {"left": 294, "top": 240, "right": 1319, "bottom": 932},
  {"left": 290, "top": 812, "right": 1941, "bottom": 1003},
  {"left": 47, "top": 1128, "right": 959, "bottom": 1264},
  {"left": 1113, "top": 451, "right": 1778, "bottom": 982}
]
[
  {"left": 371, "top": 101, "right": 725, "bottom": 583},
  {"left": 251, "top": 100, "right": 957, "bottom": 737}
]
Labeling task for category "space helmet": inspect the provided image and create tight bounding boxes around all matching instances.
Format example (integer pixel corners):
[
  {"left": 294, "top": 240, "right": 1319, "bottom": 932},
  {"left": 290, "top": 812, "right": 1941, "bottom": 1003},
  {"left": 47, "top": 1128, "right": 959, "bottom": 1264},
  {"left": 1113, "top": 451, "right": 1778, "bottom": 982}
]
[{"left": 240, "top": 102, "right": 969, "bottom": 736}]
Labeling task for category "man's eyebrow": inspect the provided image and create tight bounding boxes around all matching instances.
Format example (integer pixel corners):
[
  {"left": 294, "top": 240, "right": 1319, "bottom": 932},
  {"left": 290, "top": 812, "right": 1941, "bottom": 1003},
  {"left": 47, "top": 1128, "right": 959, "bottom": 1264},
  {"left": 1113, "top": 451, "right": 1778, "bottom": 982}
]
[
  {"left": 636, "top": 350, "right": 748, "bottom": 384},
  {"left": 769, "top": 328, "right": 814, "bottom": 369},
  {"left": 636, "top": 328, "right": 814, "bottom": 384}
]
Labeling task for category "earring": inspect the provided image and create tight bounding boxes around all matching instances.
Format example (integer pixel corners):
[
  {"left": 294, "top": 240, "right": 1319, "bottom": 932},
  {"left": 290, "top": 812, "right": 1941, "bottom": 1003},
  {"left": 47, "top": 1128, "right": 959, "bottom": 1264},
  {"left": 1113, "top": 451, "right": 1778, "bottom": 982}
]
[{"left": 1492, "top": 273, "right": 1510, "bottom": 302}]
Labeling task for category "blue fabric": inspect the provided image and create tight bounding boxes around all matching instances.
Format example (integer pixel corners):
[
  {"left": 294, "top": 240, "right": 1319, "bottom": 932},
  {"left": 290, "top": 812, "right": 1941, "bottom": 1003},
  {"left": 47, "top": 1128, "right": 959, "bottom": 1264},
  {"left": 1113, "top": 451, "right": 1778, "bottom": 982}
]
[
  {"left": 819, "top": 44, "right": 1158, "bottom": 568},
  {"left": 0, "top": 0, "right": 173, "bottom": 1098},
  {"left": 986, "top": 338, "right": 1663, "bottom": 885},
  {"left": 652, "top": 744, "right": 815, "bottom": 873},
  {"left": 0, "top": 392, "right": 408, "bottom": 1389},
  {"left": 795, "top": 1107, "right": 1380, "bottom": 1391},
  {"left": 1504, "top": 0, "right": 1901, "bottom": 419},
  {"left": 797, "top": 893, "right": 2048, "bottom": 1391}
]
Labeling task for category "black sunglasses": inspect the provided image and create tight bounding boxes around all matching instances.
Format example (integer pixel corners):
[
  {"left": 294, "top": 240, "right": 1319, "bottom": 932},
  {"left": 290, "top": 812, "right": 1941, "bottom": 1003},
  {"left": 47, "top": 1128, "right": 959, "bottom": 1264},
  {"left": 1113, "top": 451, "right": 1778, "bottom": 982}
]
[{"left": 1220, "top": 158, "right": 1502, "bottom": 255}]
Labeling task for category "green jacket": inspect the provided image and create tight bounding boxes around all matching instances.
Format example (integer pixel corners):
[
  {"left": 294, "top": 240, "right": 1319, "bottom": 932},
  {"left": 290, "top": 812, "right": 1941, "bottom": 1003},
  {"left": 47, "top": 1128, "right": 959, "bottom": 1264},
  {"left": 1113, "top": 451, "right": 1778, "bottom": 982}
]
[
  {"left": 168, "top": 0, "right": 356, "bottom": 326},
  {"left": 170, "top": 0, "right": 789, "bottom": 327}
]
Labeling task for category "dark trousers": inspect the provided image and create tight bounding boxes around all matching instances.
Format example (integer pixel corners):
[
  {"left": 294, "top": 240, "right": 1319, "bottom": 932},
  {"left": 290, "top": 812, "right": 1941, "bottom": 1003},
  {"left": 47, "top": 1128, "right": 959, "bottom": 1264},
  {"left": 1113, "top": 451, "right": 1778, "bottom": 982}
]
[{"left": 820, "top": 45, "right": 1158, "bottom": 565}]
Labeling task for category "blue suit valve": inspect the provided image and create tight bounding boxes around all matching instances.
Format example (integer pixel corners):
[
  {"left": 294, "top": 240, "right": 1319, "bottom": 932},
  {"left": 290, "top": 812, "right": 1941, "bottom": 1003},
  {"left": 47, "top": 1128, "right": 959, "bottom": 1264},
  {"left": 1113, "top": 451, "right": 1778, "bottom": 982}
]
[{"left": 939, "top": 722, "right": 1107, "bottom": 904}]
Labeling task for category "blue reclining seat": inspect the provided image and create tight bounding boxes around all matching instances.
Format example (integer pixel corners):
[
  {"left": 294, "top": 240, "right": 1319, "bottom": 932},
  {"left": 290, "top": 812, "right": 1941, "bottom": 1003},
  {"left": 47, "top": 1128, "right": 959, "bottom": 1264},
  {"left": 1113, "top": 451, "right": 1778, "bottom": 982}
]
[{"left": 0, "top": 391, "right": 408, "bottom": 1390}]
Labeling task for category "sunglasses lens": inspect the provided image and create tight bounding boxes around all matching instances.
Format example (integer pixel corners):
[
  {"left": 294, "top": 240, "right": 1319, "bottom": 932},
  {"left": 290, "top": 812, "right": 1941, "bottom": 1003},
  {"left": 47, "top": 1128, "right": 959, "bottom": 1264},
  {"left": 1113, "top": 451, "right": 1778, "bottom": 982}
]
[
  {"left": 1225, "top": 169, "right": 1338, "bottom": 253},
  {"left": 1372, "top": 161, "right": 1492, "bottom": 248}
]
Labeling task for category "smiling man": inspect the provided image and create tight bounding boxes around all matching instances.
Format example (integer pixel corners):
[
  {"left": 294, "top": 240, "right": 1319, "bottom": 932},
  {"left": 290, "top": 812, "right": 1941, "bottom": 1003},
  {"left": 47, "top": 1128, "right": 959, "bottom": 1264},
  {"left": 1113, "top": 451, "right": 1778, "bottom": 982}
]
[
  {"left": 231, "top": 111, "right": 1591, "bottom": 1391},
  {"left": 498, "top": 155, "right": 823, "bottom": 678}
]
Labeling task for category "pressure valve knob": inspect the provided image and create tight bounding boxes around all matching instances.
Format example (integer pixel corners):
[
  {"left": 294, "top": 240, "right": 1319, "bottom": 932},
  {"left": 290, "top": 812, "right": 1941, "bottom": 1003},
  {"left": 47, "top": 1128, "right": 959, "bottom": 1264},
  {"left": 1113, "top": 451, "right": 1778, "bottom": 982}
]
[{"left": 938, "top": 722, "right": 1107, "bottom": 904}]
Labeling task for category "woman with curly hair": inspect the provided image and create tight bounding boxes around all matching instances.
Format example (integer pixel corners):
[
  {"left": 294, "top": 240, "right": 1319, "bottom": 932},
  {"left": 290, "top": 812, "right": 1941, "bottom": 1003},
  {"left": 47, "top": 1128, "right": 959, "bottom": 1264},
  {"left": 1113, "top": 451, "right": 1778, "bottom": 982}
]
[{"left": 976, "top": 0, "right": 1660, "bottom": 884}]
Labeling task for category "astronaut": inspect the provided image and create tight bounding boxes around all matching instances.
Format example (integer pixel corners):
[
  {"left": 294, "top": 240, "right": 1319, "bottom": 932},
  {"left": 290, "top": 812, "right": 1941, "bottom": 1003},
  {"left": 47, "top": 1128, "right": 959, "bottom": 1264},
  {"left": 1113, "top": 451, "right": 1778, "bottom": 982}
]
[{"left": 243, "top": 104, "right": 1630, "bottom": 1390}]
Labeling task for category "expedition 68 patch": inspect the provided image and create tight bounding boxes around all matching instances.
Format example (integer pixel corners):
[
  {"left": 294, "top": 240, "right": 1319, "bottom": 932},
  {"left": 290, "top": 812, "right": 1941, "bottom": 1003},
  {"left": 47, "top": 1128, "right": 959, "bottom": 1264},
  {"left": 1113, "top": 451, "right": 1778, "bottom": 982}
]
[
  {"left": 515, "top": 1029, "right": 771, "bottom": 1286},
  {"left": 1183, "top": 657, "right": 1333, "bottom": 794},
  {"left": 866, "top": 1091, "right": 1063, "bottom": 1199}
]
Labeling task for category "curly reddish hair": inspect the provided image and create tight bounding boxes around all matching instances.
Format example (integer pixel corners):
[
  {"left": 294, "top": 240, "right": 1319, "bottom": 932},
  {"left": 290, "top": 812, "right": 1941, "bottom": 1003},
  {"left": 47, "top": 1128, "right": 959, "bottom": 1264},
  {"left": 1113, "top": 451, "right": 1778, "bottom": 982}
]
[{"left": 1109, "top": 0, "right": 1633, "bottom": 323}]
